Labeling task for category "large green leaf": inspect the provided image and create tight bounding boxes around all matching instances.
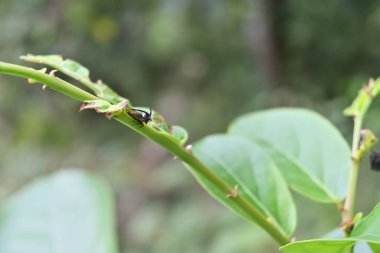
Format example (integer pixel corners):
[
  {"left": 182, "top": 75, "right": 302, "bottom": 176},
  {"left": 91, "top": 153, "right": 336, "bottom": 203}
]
[
  {"left": 192, "top": 135, "right": 296, "bottom": 236},
  {"left": 0, "top": 169, "right": 118, "bottom": 253},
  {"left": 280, "top": 203, "right": 380, "bottom": 253},
  {"left": 229, "top": 108, "right": 350, "bottom": 203}
]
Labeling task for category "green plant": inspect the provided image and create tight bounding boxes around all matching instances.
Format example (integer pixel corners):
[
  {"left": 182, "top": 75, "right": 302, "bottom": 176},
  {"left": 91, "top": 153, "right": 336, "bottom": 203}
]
[{"left": 0, "top": 55, "right": 379, "bottom": 253}]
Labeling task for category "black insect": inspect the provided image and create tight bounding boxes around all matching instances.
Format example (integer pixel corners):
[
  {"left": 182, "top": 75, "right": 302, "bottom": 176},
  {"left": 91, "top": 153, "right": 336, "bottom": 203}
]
[
  {"left": 127, "top": 108, "right": 152, "bottom": 127},
  {"left": 370, "top": 151, "right": 380, "bottom": 171}
]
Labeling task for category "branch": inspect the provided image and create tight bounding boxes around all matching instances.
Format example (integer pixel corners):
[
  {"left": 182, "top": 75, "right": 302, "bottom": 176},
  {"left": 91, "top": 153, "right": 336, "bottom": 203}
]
[
  {"left": 0, "top": 60, "right": 290, "bottom": 245},
  {"left": 342, "top": 79, "right": 380, "bottom": 233}
]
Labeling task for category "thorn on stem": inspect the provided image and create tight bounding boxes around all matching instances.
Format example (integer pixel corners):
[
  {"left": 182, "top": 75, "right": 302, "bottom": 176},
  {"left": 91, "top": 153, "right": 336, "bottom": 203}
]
[
  {"left": 38, "top": 68, "right": 47, "bottom": 73},
  {"left": 226, "top": 185, "right": 239, "bottom": 198},
  {"left": 363, "top": 79, "right": 376, "bottom": 99},
  {"left": 119, "top": 100, "right": 129, "bottom": 109},
  {"left": 49, "top": 69, "right": 58, "bottom": 77},
  {"left": 339, "top": 219, "right": 354, "bottom": 235},
  {"left": 185, "top": 144, "right": 193, "bottom": 153},
  {"left": 105, "top": 112, "right": 112, "bottom": 120}
]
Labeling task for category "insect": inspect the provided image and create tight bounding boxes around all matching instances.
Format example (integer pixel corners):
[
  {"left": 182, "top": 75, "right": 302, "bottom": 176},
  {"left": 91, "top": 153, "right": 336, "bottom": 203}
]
[
  {"left": 127, "top": 108, "right": 152, "bottom": 127},
  {"left": 370, "top": 151, "right": 380, "bottom": 171}
]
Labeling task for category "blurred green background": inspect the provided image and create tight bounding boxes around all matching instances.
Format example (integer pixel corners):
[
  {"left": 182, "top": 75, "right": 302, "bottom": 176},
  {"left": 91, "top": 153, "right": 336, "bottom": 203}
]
[{"left": 1, "top": 0, "right": 380, "bottom": 252}]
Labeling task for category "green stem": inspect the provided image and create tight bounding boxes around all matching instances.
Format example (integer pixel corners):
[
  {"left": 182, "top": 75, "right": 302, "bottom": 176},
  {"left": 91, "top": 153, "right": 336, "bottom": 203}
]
[
  {"left": 341, "top": 80, "right": 380, "bottom": 230},
  {"left": 0, "top": 61, "right": 98, "bottom": 101},
  {"left": 342, "top": 115, "right": 362, "bottom": 224},
  {"left": 116, "top": 114, "right": 290, "bottom": 245},
  {"left": 0, "top": 60, "right": 290, "bottom": 245}
]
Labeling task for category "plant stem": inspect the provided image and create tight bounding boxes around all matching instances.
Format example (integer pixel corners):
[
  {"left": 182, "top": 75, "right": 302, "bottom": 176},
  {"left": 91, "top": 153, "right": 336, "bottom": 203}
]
[
  {"left": 342, "top": 115, "right": 363, "bottom": 225},
  {"left": 0, "top": 60, "right": 290, "bottom": 245},
  {"left": 115, "top": 114, "right": 290, "bottom": 245},
  {"left": 341, "top": 80, "right": 380, "bottom": 230},
  {"left": 0, "top": 61, "right": 98, "bottom": 101}
]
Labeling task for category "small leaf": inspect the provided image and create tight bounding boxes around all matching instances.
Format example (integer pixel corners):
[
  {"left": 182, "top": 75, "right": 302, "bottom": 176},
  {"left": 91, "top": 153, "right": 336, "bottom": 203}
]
[
  {"left": 21, "top": 54, "right": 125, "bottom": 103},
  {"left": 151, "top": 110, "right": 170, "bottom": 132},
  {"left": 136, "top": 108, "right": 188, "bottom": 146},
  {"left": 170, "top": 125, "right": 188, "bottom": 145},
  {"left": 192, "top": 135, "right": 296, "bottom": 236},
  {"left": 0, "top": 169, "right": 118, "bottom": 253},
  {"left": 352, "top": 212, "right": 363, "bottom": 224},
  {"left": 229, "top": 108, "right": 350, "bottom": 203},
  {"left": 80, "top": 99, "right": 129, "bottom": 119}
]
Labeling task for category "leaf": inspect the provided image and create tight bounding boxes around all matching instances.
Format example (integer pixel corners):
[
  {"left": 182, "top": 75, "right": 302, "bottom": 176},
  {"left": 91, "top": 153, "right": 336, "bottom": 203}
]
[
  {"left": 21, "top": 54, "right": 125, "bottom": 104},
  {"left": 80, "top": 99, "right": 129, "bottom": 119},
  {"left": 20, "top": 54, "right": 189, "bottom": 145},
  {"left": 229, "top": 108, "right": 350, "bottom": 203},
  {"left": 369, "top": 243, "right": 380, "bottom": 253},
  {"left": 280, "top": 239, "right": 355, "bottom": 253},
  {"left": 151, "top": 109, "right": 170, "bottom": 132},
  {"left": 0, "top": 169, "right": 118, "bottom": 253},
  {"left": 139, "top": 107, "right": 188, "bottom": 146},
  {"left": 350, "top": 203, "right": 380, "bottom": 242},
  {"left": 280, "top": 203, "right": 380, "bottom": 253},
  {"left": 192, "top": 135, "right": 296, "bottom": 236},
  {"left": 170, "top": 125, "right": 188, "bottom": 145}
]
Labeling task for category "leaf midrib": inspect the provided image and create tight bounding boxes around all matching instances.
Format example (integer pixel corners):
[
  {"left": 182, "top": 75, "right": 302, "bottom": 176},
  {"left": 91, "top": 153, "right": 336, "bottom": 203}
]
[{"left": 255, "top": 138, "right": 341, "bottom": 203}]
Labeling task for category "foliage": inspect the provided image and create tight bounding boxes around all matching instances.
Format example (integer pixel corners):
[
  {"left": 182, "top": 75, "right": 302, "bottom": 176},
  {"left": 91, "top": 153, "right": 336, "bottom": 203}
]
[
  {"left": 3, "top": 2, "right": 380, "bottom": 252},
  {"left": 0, "top": 169, "right": 117, "bottom": 253},
  {"left": 1, "top": 55, "right": 380, "bottom": 253}
]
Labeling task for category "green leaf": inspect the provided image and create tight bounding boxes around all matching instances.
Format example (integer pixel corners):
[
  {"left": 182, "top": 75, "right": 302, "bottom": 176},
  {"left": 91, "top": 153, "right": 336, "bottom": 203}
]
[
  {"left": 229, "top": 108, "right": 350, "bottom": 203},
  {"left": 80, "top": 99, "right": 129, "bottom": 119},
  {"left": 280, "top": 239, "right": 355, "bottom": 253},
  {"left": 170, "top": 125, "right": 188, "bottom": 145},
  {"left": 140, "top": 107, "right": 188, "bottom": 146},
  {"left": 151, "top": 109, "right": 170, "bottom": 132},
  {"left": 193, "top": 135, "right": 296, "bottom": 236},
  {"left": 21, "top": 54, "right": 125, "bottom": 103},
  {"left": 350, "top": 203, "right": 380, "bottom": 242},
  {"left": 280, "top": 203, "right": 380, "bottom": 253},
  {"left": 0, "top": 169, "right": 118, "bottom": 253}
]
